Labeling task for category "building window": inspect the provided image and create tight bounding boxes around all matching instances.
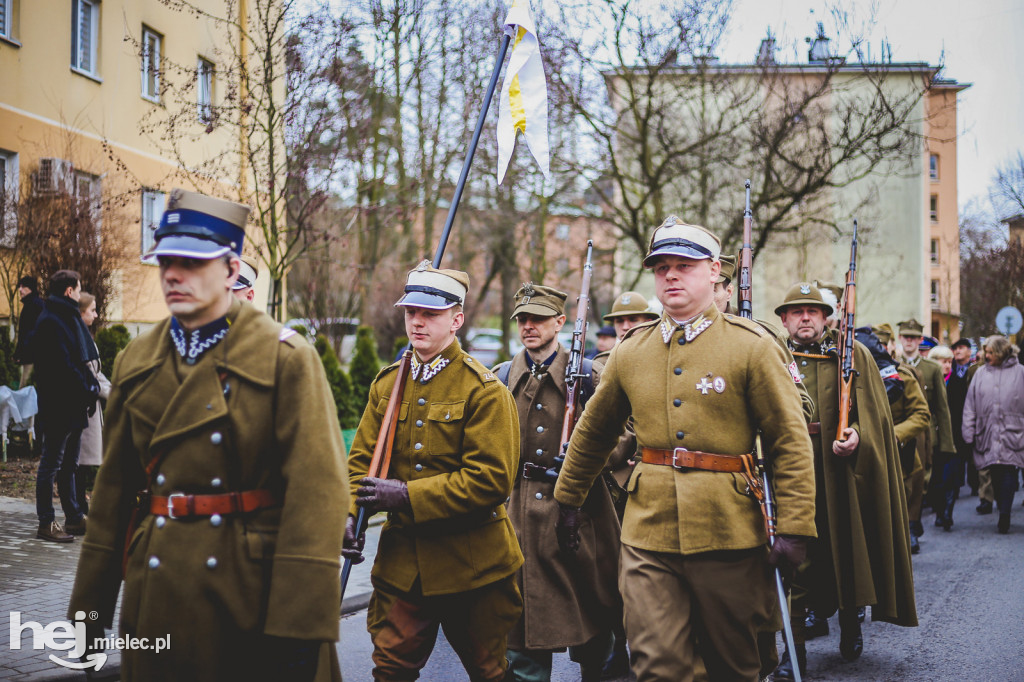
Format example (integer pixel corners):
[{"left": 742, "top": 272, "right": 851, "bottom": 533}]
[
  {"left": 141, "top": 189, "right": 166, "bottom": 260},
  {"left": 556, "top": 223, "right": 570, "bottom": 240},
  {"left": 0, "top": 0, "right": 13, "bottom": 41},
  {"left": 71, "top": 0, "right": 99, "bottom": 76},
  {"left": 929, "top": 195, "right": 938, "bottom": 223},
  {"left": 929, "top": 154, "right": 939, "bottom": 181},
  {"left": 0, "top": 150, "right": 18, "bottom": 243},
  {"left": 142, "top": 27, "right": 162, "bottom": 101},
  {"left": 74, "top": 170, "right": 102, "bottom": 227},
  {"left": 930, "top": 280, "right": 939, "bottom": 309},
  {"left": 556, "top": 258, "right": 569, "bottom": 276},
  {"left": 197, "top": 57, "right": 214, "bottom": 122},
  {"left": 930, "top": 238, "right": 939, "bottom": 265}
]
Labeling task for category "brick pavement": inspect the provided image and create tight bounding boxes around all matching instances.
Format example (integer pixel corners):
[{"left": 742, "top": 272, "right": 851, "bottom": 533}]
[{"left": 1, "top": 496, "right": 379, "bottom": 681}]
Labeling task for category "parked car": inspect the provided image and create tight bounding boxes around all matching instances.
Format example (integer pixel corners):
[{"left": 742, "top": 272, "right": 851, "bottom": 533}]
[{"left": 465, "top": 328, "right": 522, "bottom": 367}]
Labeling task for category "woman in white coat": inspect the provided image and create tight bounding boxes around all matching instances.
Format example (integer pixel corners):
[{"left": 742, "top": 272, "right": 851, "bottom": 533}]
[{"left": 75, "top": 292, "right": 111, "bottom": 514}]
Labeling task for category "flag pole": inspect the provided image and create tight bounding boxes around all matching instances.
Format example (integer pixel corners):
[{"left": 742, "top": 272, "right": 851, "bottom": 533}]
[
  {"left": 432, "top": 33, "right": 512, "bottom": 268},
  {"left": 342, "top": 32, "right": 513, "bottom": 606}
]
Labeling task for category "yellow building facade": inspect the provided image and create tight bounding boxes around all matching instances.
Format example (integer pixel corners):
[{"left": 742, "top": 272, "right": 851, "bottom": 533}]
[{"left": 0, "top": 0, "right": 270, "bottom": 329}]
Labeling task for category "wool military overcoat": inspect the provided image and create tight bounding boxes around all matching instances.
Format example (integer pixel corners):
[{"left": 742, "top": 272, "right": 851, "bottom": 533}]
[
  {"left": 892, "top": 364, "right": 931, "bottom": 476},
  {"left": 503, "top": 346, "right": 622, "bottom": 650},
  {"left": 791, "top": 331, "right": 917, "bottom": 626},
  {"left": 348, "top": 339, "right": 524, "bottom": 596},
  {"left": 68, "top": 300, "right": 349, "bottom": 681}
]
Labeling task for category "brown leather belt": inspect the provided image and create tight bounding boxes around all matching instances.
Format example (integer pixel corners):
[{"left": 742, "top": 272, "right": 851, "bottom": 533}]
[
  {"left": 807, "top": 422, "right": 822, "bottom": 435},
  {"left": 641, "top": 447, "right": 746, "bottom": 473},
  {"left": 150, "top": 490, "right": 279, "bottom": 518}
]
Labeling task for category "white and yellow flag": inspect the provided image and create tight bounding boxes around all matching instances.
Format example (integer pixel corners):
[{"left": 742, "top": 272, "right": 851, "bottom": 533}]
[{"left": 497, "top": 1, "right": 550, "bottom": 184}]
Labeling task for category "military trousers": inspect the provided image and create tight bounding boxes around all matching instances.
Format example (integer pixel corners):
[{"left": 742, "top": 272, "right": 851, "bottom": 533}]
[
  {"left": 902, "top": 451, "right": 926, "bottom": 524},
  {"left": 619, "top": 543, "right": 772, "bottom": 682},
  {"left": 367, "top": 573, "right": 522, "bottom": 681}
]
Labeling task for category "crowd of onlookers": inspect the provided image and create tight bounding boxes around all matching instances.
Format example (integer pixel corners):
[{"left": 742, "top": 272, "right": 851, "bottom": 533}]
[{"left": 907, "top": 332, "right": 1024, "bottom": 535}]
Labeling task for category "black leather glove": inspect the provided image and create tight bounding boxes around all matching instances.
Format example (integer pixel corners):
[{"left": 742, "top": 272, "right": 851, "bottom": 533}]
[
  {"left": 356, "top": 477, "right": 411, "bottom": 513},
  {"left": 262, "top": 635, "right": 320, "bottom": 682},
  {"left": 342, "top": 515, "right": 365, "bottom": 564},
  {"left": 556, "top": 504, "right": 584, "bottom": 554},
  {"left": 768, "top": 535, "right": 808, "bottom": 583}
]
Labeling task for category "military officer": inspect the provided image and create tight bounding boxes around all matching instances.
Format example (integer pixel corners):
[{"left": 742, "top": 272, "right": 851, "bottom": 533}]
[
  {"left": 232, "top": 254, "right": 259, "bottom": 302},
  {"left": 602, "top": 291, "right": 660, "bottom": 341},
  {"left": 712, "top": 254, "right": 737, "bottom": 314},
  {"left": 774, "top": 284, "right": 917, "bottom": 680},
  {"left": 494, "top": 284, "right": 621, "bottom": 682},
  {"left": 553, "top": 217, "right": 817, "bottom": 682},
  {"left": 67, "top": 189, "right": 348, "bottom": 681},
  {"left": 897, "top": 318, "right": 955, "bottom": 543},
  {"left": 345, "top": 263, "right": 524, "bottom": 682}
]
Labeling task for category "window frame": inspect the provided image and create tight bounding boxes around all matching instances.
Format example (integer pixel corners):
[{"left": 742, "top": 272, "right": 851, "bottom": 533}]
[
  {"left": 74, "top": 170, "right": 103, "bottom": 231},
  {"left": 140, "top": 189, "right": 166, "bottom": 262},
  {"left": 197, "top": 57, "right": 214, "bottom": 123},
  {"left": 0, "top": 0, "right": 13, "bottom": 42},
  {"left": 71, "top": 0, "right": 100, "bottom": 78},
  {"left": 141, "top": 26, "right": 162, "bottom": 103},
  {"left": 930, "top": 238, "right": 939, "bottom": 266},
  {"left": 0, "top": 150, "right": 19, "bottom": 244},
  {"left": 929, "top": 154, "right": 939, "bottom": 181},
  {"left": 929, "top": 195, "right": 938, "bottom": 223},
  {"left": 555, "top": 223, "right": 570, "bottom": 241},
  {"left": 930, "top": 280, "right": 940, "bottom": 309}
]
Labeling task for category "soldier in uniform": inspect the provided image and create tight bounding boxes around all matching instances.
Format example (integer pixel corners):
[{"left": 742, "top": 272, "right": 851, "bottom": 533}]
[
  {"left": 345, "top": 263, "right": 523, "bottom": 682},
  {"left": 495, "top": 284, "right": 621, "bottom": 682},
  {"left": 897, "top": 318, "right": 955, "bottom": 545},
  {"left": 774, "top": 284, "right": 917, "bottom": 680},
  {"left": 232, "top": 254, "right": 259, "bottom": 302},
  {"left": 553, "top": 217, "right": 817, "bottom": 682},
  {"left": 68, "top": 190, "right": 349, "bottom": 681}
]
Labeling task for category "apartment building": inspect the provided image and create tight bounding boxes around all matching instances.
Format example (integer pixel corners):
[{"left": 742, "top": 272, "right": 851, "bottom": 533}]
[{"left": 0, "top": 0, "right": 269, "bottom": 328}]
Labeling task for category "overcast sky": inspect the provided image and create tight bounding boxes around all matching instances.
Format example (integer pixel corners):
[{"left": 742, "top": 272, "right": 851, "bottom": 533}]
[{"left": 717, "top": 0, "right": 1024, "bottom": 209}]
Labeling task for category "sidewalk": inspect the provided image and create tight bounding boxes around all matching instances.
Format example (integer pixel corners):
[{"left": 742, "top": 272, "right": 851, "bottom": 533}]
[{"left": 0, "top": 496, "right": 380, "bottom": 681}]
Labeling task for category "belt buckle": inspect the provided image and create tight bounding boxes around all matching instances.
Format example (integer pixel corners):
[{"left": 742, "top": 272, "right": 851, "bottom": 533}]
[
  {"left": 671, "top": 447, "right": 690, "bottom": 470},
  {"left": 166, "top": 492, "right": 186, "bottom": 519}
]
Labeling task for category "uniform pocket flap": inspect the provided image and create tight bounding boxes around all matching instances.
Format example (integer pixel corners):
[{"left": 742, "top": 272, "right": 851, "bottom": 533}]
[
  {"left": 428, "top": 401, "right": 465, "bottom": 423},
  {"left": 376, "top": 397, "right": 409, "bottom": 421}
]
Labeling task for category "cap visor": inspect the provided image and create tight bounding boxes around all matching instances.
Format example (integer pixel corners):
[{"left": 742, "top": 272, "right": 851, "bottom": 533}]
[
  {"left": 643, "top": 246, "right": 713, "bottom": 268},
  {"left": 510, "top": 303, "right": 563, "bottom": 320},
  {"left": 145, "top": 235, "right": 233, "bottom": 262},
  {"left": 395, "top": 291, "right": 457, "bottom": 309}
]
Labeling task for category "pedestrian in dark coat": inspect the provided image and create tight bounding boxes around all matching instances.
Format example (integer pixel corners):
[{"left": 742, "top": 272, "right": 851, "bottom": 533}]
[
  {"left": 14, "top": 275, "right": 45, "bottom": 386},
  {"left": 33, "top": 270, "right": 99, "bottom": 542}
]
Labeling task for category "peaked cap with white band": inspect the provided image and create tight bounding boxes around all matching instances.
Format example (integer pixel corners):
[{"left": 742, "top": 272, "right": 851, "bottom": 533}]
[
  {"left": 146, "top": 189, "right": 250, "bottom": 261},
  {"left": 643, "top": 216, "right": 721, "bottom": 267},
  {"left": 232, "top": 255, "right": 259, "bottom": 291},
  {"left": 395, "top": 261, "right": 470, "bottom": 310}
]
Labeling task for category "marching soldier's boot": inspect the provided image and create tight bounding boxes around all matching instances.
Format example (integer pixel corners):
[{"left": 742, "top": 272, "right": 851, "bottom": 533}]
[
  {"left": 838, "top": 609, "right": 863, "bottom": 661},
  {"left": 773, "top": 618, "right": 806, "bottom": 682},
  {"left": 804, "top": 609, "right": 829, "bottom": 639}
]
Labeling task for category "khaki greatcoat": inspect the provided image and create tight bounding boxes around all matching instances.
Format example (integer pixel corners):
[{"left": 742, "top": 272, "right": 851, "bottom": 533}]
[
  {"left": 905, "top": 356, "right": 956, "bottom": 457},
  {"left": 790, "top": 331, "right": 917, "bottom": 626},
  {"left": 347, "top": 339, "right": 524, "bottom": 596},
  {"left": 68, "top": 299, "right": 349, "bottom": 681},
  {"left": 503, "top": 346, "right": 621, "bottom": 650}
]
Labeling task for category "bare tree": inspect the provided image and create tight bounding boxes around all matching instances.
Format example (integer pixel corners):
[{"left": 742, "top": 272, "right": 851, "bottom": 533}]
[
  {"left": 990, "top": 151, "right": 1024, "bottom": 220},
  {"left": 545, "top": 0, "right": 931, "bottom": 288}
]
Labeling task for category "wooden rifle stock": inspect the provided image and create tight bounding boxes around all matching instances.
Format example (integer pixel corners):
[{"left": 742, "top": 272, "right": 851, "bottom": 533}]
[
  {"left": 836, "top": 220, "right": 859, "bottom": 442},
  {"left": 340, "top": 350, "right": 412, "bottom": 602}
]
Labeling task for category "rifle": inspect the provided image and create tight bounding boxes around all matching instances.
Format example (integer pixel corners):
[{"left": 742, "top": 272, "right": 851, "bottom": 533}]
[
  {"left": 524, "top": 241, "right": 595, "bottom": 483},
  {"left": 836, "top": 220, "right": 859, "bottom": 442},
  {"left": 340, "top": 30, "right": 514, "bottom": 604},
  {"left": 738, "top": 180, "right": 802, "bottom": 682}
]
